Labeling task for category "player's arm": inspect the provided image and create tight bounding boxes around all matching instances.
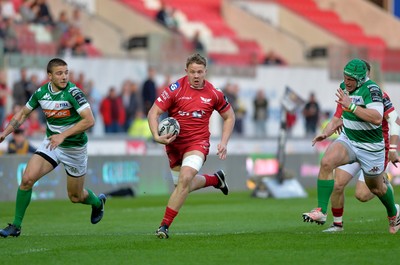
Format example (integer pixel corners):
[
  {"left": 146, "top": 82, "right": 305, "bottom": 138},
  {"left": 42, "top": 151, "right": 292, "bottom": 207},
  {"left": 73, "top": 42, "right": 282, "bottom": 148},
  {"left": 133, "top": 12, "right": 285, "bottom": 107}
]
[
  {"left": 61, "top": 107, "right": 95, "bottom": 138},
  {"left": 0, "top": 106, "right": 32, "bottom": 143},
  {"left": 217, "top": 107, "right": 235, "bottom": 160},
  {"left": 147, "top": 103, "right": 176, "bottom": 145},
  {"left": 47, "top": 107, "right": 95, "bottom": 150},
  {"left": 387, "top": 110, "right": 400, "bottom": 166},
  {"left": 336, "top": 88, "right": 383, "bottom": 125},
  {"left": 312, "top": 116, "right": 342, "bottom": 146}
]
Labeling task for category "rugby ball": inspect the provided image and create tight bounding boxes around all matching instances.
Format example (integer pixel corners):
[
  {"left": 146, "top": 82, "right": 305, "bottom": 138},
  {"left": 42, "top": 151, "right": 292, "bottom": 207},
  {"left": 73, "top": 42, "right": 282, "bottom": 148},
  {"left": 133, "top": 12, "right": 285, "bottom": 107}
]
[{"left": 158, "top": 117, "right": 180, "bottom": 136}]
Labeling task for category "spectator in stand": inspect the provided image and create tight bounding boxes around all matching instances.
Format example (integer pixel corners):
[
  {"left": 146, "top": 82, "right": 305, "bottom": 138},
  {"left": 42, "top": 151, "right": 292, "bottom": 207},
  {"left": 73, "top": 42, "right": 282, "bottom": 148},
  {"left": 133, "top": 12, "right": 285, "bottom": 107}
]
[
  {"left": 32, "top": 0, "right": 53, "bottom": 25},
  {"left": 253, "top": 89, "right": 269, "bottom": 138},
  {"left": 302, "top": 92, "right": 320, "bottom": 137},
  {"left": 12, "top": 68, "right": 35, "bottom": 107},
  {"left": 0, "top": 0, "right": 17, "bottom": 20},
  {"left": 70, "top": 7, "right": 83, "bottom": 29},
  {"left": 3, "top": 104, "right": 21, "bottom": 130},
  {"left": 155, "top": 1, "right": 173, "bottom": 29},
  {"left": 85, "top": 79, "right": 101, "bottom": 122},
  {"left": 2, "top": 17, "right": 19, "bottom": 53},
  {"left": 120, "top": 80, "right": 140, "bottom": 132},
  {"left": 128, "top": 111, "right": 152, "bottom": 140},
  {"left": 76, "top": 72, "right": 87, "bottom": 94},
  {"left": 224, "top": 83, "right": 245, "bottom": 135},
  {"left": 7, "top": 128, "right": 36, "bottom": 154},
  {"left": 52, "top": 10, "right": 69, "bottom": 40},
  {"left": 263, "top": 51, "right": 284, "bottom": 65},
  {"left": 0, "top": 70, "right": 10, "bottom": 126},
  {"left": 142, "top": 66, "right": 157, "bottom": 116},
  {"left": 58, "top": 25, "right": 85, "bottom": 56},
  {"left": 100, "top": 86, "right": 126, "bottom": 133},
  {"left": 192, "top": 30, "right": 205, "bottom": 56},
  {"left": 19, "top": 0, "right": 37, "bottom": 23}
]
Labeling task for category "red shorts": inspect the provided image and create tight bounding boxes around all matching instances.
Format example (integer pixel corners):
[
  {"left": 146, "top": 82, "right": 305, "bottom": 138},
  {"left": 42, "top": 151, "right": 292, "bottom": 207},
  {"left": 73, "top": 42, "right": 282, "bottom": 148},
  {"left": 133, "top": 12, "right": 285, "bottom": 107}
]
[{"left": 166, "top": 140, "right": 210, "bottom": 168}]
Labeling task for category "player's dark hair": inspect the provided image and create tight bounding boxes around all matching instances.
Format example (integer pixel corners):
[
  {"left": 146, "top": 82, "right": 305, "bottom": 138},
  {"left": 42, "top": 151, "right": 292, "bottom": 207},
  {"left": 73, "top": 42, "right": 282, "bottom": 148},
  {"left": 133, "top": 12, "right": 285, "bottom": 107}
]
[
  {"left": 186, "top": 53, "right": 207, "bottom": 68},
  {"left": 47, "top": 58, "right": 67, "bottom": 73},
  {"left": 361, "top": 59, "right": 371, "bottom": 72}
]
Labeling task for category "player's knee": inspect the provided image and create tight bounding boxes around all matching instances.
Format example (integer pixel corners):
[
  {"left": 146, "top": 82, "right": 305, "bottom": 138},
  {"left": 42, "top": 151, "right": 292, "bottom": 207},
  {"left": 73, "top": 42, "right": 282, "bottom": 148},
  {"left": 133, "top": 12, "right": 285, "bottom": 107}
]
[
  {"left": 355, "top": 192, "right": 370, "bottom": 202},
  {"left": 20, "top": 177, "right": 35, "bottom": 189},
  {"left": 333, "top": 183, "right": 345, "bottom": 193},
  {"left": 368, "top": 187, "right": 385, "bottom": 197},
  {"left": 320, "top": 157, "right": 335, "bottom": 172}
]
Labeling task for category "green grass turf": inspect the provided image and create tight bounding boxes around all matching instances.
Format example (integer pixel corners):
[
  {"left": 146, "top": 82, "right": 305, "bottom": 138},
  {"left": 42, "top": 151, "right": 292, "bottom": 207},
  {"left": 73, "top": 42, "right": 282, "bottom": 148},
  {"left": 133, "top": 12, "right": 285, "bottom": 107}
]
[{"left": 1, "top": 187, "right": 400, "bottom": 265}]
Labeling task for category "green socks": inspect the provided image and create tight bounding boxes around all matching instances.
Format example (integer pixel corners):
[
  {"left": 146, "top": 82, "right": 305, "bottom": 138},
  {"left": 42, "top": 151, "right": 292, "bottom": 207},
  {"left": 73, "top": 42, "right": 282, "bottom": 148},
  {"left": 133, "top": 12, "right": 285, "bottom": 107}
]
[
  {"left": 83, "top": 189, "right": 101, "bottom": 208},
  {"left": 317, "top": 179, "right": 334, "bottom": 214},
  {"left": 13, "top": 188, "right": 32, "bottom": 228},
  {"left": 378, "top": 184, "right": 397, "bottom": 217}
]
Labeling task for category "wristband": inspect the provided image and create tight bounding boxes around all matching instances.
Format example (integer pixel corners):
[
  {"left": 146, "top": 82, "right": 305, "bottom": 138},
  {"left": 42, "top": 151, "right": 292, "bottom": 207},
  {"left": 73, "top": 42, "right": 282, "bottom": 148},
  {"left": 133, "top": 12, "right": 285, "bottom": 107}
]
[
  {"left": 390, "top": 144, "right": 397, "bottom": 149},
  {"left": 389, "top": 149, "right": 397, "bottom": 152},
  {"left": 348, "top": 103, "right": 357, "bottom": 113}
]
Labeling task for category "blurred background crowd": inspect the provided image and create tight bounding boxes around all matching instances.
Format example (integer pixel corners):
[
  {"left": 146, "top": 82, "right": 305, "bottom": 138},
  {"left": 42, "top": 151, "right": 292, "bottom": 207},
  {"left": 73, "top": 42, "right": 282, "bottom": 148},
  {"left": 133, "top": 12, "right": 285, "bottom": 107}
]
[{"left": 0, "top": 0, "right": 399, "bottom": 154}]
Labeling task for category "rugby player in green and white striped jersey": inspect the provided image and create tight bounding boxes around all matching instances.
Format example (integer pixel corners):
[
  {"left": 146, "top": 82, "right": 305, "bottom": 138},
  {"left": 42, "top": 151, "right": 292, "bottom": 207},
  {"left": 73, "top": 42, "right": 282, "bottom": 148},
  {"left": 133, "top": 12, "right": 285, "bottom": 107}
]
[
  {"left": 303, "top": 58, "right": 400, "bottom": 234},
  {"left": 0, "top": 58, "right": 106, "bottom": 238}
]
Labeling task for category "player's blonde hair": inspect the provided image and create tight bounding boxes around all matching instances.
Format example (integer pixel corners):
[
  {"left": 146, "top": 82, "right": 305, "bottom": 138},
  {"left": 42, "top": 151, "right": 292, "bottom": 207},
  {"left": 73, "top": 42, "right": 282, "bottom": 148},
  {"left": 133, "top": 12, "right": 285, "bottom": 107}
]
[{"left": 186, "top": 53, "right": 207, "bottom": 68}]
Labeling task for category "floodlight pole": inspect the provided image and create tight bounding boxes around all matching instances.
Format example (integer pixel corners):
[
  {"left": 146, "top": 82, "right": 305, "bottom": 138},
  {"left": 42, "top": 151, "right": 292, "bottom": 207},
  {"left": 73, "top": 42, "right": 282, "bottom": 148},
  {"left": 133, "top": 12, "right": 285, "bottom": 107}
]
[{"left": 275, "top": 105, "right": 288, "bottom": 184}]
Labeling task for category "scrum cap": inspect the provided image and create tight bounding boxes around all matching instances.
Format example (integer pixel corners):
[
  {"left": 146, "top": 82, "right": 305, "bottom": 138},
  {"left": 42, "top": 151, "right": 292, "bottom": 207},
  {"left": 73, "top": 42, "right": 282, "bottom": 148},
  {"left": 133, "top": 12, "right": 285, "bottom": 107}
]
[{"left": 343, "top": 58, "right": 367, "bottom": 87}]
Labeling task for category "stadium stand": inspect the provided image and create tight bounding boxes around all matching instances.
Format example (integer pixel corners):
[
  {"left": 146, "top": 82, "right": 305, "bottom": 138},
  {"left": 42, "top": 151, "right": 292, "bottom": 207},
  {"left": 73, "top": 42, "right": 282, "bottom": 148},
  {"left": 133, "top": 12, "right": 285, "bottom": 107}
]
[{"left": 117, "top": 0, "right": 265, "bottom": 66}]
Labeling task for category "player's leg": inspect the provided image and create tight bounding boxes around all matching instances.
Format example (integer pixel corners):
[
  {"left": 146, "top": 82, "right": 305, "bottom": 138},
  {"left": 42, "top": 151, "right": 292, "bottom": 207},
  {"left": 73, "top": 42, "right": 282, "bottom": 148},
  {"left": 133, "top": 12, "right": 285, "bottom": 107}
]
[
  {"left": 360, "top": 148, "right": 400, "bottom": 233},
  {"left": 355, "top": 172, "right": 375, "bottom": 202},
  {"left": 190, "top": 170, "right": 228, "bottom": 195},
  {"left": 303, "top": 138, "right": 353, "bottom": 224},
  {"left": 156, "top": 151, "right": 204, "bottom": 239},
  {"left": 323, "top": 165, "right": 357, "bottom": 232},
  {"left": 0, "top": 153, "right": 55, "bottom": 238},
  {"left": 62, "top": 146, "right": 105, "bottom": 224}
]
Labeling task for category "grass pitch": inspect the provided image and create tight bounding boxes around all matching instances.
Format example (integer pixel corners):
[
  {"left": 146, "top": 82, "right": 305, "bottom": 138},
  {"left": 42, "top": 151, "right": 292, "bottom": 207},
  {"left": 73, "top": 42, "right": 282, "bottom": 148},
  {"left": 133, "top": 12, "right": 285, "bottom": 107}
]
[{"left": 1, "top": 187, "right": 400, "bottom": 265}]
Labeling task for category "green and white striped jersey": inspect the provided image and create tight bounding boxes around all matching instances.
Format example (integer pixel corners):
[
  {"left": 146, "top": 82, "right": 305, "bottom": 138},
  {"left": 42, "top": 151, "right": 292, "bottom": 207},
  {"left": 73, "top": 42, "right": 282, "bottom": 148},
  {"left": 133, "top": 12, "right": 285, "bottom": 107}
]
[
  {"left": 26, "top": 82, "right": 90, "bottom": 148},
  {"left": 340, "top": 80, "right": 384, "bottom": 152}
]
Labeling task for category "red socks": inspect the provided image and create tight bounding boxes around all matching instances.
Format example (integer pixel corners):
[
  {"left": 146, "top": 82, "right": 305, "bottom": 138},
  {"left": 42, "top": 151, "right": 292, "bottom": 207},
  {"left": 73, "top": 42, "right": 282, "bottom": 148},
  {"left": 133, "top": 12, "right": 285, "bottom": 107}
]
[
  {"left": 204, "top": 174, "right": 219, "bottom": 187},
  {"left": 161, "top": 207, "right": 178, "bottom": 227}
]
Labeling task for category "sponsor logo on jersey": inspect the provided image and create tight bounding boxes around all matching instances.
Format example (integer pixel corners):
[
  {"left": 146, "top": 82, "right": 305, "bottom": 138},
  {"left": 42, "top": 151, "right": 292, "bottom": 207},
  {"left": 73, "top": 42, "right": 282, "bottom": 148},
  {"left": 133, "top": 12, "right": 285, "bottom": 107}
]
[
  {"left": 161, "top": 91, "right": 170, "bottom": 100},
  {"left": 169, "top": 82, "right": 180, "bottom": 91},
  {"left": 43, "top": 109, "right": 71, "bottom": 118},
  {"left": 55, "top": 102, "right": 70, "bottom": 108},
  {"left": 192, "top": 110, "right": 205, "bottom": 118},
  {"left": 178, "top": 96, "right": 192, "bottom": 101},
  {"left": 200, "top": 97, "right": 211, "bottom": 104},
  {"left": 42, "top": 93, "right": 52, "bottom": 100}
]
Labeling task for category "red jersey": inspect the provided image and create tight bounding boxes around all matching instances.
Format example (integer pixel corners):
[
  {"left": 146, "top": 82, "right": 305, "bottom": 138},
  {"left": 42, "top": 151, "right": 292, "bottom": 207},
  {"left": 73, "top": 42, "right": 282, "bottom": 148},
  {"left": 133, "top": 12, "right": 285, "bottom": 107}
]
[
  {"left": 155, "top": 76, "right": 230, "bottom": 146},
  {"left": 334, "top": 91, "right": 394, "bottom": 165}
]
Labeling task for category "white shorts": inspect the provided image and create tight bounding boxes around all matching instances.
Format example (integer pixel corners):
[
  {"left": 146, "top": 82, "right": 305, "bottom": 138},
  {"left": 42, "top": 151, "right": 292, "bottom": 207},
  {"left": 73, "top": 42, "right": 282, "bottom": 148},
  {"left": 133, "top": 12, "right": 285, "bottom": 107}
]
[
  {"left": 338, "top": 162, "right": 362, "bottom": 180},
  {"left": 336, "top": 134, "right": 385, "bottom": 177},
  {"left": 35, "top": 138, "right": 88, "bottom": 177}
]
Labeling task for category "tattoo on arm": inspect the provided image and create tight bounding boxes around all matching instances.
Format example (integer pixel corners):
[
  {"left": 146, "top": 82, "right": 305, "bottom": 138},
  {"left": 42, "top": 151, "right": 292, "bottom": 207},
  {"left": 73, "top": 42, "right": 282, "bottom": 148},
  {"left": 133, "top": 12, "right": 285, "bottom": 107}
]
[{"left": 10, "top": 118, "right": 21, "bottom": 130}]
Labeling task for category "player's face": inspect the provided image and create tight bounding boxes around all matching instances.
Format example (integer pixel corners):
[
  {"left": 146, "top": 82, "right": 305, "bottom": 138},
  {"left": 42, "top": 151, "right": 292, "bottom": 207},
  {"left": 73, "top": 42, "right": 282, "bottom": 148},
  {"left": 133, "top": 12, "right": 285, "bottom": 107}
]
[
  {"left": 343, "top": 74, "right": 357, "bottom": 92},
  {"left": 186, "top": 63, "right": 206, "bottom": 89},
  {"left": 48, "top": 65, "right": 69, "bottom": 91}
]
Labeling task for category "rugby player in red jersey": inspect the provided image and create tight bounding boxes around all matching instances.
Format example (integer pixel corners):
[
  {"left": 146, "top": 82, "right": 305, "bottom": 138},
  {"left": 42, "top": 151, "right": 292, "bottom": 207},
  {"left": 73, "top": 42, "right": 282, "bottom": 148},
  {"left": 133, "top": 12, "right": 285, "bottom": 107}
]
[{"left": 148, "top": 53, "right": 235, "bottom": 239}]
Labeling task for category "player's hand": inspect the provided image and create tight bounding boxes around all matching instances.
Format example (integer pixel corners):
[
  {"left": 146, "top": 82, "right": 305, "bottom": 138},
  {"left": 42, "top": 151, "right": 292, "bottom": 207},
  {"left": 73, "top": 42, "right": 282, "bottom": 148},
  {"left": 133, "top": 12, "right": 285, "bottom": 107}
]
[
  {"left": 217, "top": 143, "right": 227, "bottom": 160},
  {"left": 312, "top": 134, "right": 327, "bottom": 146},
  {"left": 47, "top": 134, "right": 66, "bottom": 150},
  {"left": 0, "top": 134, "right": 6, "bottom": 143},
  {"left": 389, "top": 150, "right": 399, "bottom": 167},
  {"left": 155, "top": 133, "right": 176, "bottom": 145},
  {"left": 335, "top": 88, "right": 352, "bottom": 109}
]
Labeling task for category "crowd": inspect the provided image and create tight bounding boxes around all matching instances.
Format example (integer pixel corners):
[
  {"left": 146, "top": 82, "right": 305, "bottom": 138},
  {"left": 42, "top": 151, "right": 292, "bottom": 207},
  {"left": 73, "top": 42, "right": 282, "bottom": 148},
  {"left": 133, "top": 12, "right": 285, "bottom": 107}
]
[
  {"left": 0, "top": 0, "right": 93, "bottom": 57},
  {"left": 0, "top": 64, "right": 327, "bottom": 148}
]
